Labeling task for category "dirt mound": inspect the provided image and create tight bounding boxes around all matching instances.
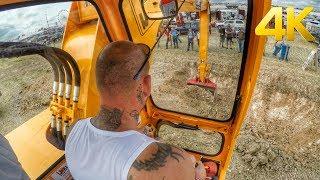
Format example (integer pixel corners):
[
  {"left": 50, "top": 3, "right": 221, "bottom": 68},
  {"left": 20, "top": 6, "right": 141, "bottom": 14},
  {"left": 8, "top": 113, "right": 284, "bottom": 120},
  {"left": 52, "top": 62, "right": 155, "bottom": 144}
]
[{"left": 227, "top": 57, "right": 320, "bottom": 179}]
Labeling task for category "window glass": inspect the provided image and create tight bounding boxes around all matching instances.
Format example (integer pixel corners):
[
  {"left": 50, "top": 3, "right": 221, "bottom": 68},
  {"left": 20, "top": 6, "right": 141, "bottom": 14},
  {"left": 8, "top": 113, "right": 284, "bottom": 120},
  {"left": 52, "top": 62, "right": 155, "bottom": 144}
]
[
  {"left": 0, "top": 2, "right": 101, "bottom": 178},
  {"left": 151, "top": 1, "right": 248, "bottom": 120},
  {"left": 0, "top": 1, "right": 98, "bottom": 135},
  {"left": 0, "top": 55, "right": 52, "bottom": 134},
  {"left": 157, "top": 123, "right": 223, "bottom": 155},
  {"left": 0, "top": 2, "right": 71, "bottom": 45},
  {"left": 227, "top": 1, "right": 320, "bottom": 179}
]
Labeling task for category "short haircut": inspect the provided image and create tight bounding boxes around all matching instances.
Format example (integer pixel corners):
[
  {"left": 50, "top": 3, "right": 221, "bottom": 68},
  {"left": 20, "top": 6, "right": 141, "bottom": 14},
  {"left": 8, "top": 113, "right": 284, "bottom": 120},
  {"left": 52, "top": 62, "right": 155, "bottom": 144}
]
[{"left": 95, "top": 41, "right": 149, "bottom": 95}]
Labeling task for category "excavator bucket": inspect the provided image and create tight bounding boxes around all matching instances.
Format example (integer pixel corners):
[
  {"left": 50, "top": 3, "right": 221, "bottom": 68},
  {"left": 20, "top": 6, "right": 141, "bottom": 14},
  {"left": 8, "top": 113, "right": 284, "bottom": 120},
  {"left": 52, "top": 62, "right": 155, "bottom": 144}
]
[{"left": 187, "top": 77, "right": 217, "bottom": 94}]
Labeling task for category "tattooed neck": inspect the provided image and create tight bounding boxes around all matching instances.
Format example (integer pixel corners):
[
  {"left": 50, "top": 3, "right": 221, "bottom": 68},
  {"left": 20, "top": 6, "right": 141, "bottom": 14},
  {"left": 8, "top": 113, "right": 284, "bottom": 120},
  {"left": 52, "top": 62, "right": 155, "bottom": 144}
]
[
  {"left": 129, "top": 110, "right": 140, "bottom": 123},
  {"left": 91, "top": 106, "right": 124, "bottom": 131}
]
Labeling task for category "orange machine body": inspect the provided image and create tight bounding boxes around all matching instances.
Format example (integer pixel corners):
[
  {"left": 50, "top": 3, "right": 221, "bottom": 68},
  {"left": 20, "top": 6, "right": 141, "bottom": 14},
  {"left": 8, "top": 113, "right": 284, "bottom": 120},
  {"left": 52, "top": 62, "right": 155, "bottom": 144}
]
[{"left": 0, "top": 0, "right": 270, "bottom": 179}]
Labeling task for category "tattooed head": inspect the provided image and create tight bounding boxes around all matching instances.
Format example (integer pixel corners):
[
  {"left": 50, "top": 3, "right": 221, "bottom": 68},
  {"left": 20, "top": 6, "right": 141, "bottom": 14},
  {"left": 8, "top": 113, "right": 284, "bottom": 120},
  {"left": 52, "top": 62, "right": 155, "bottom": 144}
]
[
  {"left": 95, "top": 41, "right": 152, "bottom": 125},
  {"left": 96, "top": 41, "right": 149, "bottom": 94}
]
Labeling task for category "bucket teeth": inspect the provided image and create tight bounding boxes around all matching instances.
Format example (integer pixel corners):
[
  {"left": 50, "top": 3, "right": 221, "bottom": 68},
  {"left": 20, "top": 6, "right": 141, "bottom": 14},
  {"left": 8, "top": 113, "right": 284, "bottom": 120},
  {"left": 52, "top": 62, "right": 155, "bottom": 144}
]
[{"left": 187, "top": 77, "right": 217, "bottom": 93}]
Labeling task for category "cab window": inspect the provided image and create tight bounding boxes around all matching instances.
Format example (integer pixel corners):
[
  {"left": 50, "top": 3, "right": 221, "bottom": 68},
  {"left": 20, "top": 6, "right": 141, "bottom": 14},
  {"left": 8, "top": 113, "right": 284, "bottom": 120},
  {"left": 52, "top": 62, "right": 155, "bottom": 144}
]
[
  {"left": 0, "top": 1, "right": 99, "bottom": 133},
  {"left": 151, "top": 1, "right": 249, "bottom": 121},
  {"left": 0, "top": 1, "right": 102, "bottom": 178}
]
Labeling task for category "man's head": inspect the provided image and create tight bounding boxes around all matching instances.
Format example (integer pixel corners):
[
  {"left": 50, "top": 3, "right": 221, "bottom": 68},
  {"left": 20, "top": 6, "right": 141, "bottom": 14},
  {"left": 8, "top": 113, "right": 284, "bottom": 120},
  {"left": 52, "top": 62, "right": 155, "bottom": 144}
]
[{"left": 95, "top": 41, "right": 151, "bottom": 121}]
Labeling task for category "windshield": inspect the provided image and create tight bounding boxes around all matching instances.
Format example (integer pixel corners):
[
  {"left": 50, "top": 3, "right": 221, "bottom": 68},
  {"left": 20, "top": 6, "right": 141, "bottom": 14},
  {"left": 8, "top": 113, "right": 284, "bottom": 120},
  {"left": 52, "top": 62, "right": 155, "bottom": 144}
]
[{"left": 151, "top": 0, "right": 249, "bottom": 120}]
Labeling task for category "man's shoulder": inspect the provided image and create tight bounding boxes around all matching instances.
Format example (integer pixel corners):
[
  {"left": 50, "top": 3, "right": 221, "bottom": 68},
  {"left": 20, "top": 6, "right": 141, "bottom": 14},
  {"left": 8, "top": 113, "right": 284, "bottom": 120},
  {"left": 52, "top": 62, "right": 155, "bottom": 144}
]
[
  {"left": 128, "top": 142, "right": 195, "bottom": 180},
  {"left": 70, "top": 118, "right": 91, "bottom": 131}
]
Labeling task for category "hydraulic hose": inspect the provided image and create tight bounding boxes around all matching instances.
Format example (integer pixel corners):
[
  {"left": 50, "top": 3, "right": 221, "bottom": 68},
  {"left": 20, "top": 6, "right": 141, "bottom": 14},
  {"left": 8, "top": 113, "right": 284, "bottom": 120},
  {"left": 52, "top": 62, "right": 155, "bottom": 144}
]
[{"left": 53, "top": 49, "right": 81, "bottom": 103}]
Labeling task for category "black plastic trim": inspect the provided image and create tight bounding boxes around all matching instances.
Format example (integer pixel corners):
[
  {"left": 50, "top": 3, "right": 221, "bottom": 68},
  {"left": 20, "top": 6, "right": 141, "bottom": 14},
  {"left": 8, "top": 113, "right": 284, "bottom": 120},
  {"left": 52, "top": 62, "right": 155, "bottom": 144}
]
[{"left": 119, "top": 0, "right": 133, "bottom": 41}]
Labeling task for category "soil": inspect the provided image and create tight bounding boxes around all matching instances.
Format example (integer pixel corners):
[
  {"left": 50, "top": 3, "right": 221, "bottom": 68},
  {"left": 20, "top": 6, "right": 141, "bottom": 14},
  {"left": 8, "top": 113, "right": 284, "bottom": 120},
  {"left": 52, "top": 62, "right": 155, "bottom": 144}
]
[
  {"left": 0, "top": 55, "right": 52, "bottom": 134},
  {"left": 154, "top": 31, "right": 320, "bottom": 180},
  {"left": 226, "top": 37, "right": 320, "bottom": 180},
  {"left": 151, "top": 32, "right": 242, "bottom": 120},
  {"left": 0, "top": 29, "right": 319, "bottom": 179}
]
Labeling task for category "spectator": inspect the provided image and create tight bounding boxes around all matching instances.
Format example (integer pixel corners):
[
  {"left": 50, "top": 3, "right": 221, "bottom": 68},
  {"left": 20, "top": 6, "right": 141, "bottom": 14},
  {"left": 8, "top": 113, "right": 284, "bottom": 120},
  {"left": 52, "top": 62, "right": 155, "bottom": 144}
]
[
  {"left": 225, "top": 25, "right": 233, "bottom": 49},
  {"left": 273, "top": 41, "right": 281, "bottom": 57},
  {"left": 314, "top": 45, "right": 320, "bottom": 68},
  {"left": 237, "top": 28, "right": 245, "bottom": 53},
  {"left": 178, "top": 30, "right": 182, "bottom": 43},
  {"left": 219, "top": 26, "right": 226, "bottom": 48},
  {"left": 156, "top": 29, "right": 161, "bottom": 48},
  {"left": 171, "top": 28, "right": 179, "bottom": 48},
  {"left": 279, "top": 39, "right": 290, "bottom": 62},
  {"left": 304, "top": 45, "right": 320, "bottom": 70},
  {"left": 187, "top": 29, "right": 195, "bottom": 51},
  {"left": 197, "top": 30, "right": 200, "bottom": 46},
  {"left": 164, "top": 28, "right": 172, "bottom": 49}
]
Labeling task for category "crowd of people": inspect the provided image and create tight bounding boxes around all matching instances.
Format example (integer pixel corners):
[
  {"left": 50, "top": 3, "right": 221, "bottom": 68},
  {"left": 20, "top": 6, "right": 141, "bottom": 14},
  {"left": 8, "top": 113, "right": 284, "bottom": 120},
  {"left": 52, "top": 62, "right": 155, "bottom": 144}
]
[
  {"left": 159, "top": 24, "right": 245, "bottom": 53},
  {"left": 162, "top": 27, "right": 200, "bottom": 51},
  {"left": 218, "top": 25, "right": 245, "bottom": 53},
  {"left": 272, "top": 39, "right": 291, "bottom": 62}
]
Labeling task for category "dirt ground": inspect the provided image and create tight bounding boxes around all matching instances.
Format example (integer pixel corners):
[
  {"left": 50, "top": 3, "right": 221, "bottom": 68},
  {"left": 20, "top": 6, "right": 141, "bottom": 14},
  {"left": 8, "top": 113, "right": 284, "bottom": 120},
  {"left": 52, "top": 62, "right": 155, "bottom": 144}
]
[
  {"left": 0, "top": 55, "right": 52, "bottom": 134},
  {"left": 151, "top": 32, "right": 242, "bottom": 120},
  {"left": 0, "top": 29, "right": 319, "bottom": 179},
  {"left": 154, "top": 31, "right": 320, "bottom": 179},
  {"left": 226, "top": 36, "right": 320, "bottom": 179}
]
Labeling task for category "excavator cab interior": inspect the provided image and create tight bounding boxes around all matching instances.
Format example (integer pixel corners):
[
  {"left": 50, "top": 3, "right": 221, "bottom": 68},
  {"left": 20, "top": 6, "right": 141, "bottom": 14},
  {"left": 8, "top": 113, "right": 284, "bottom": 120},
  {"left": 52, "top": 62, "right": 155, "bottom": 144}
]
[{"left": 0, "top": 0, "right": 268, "bottom": 179}]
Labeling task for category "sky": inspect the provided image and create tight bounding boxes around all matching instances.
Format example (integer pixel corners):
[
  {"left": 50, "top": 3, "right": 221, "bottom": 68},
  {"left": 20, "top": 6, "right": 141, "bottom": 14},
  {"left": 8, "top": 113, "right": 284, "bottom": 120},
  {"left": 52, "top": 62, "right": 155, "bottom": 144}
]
[
  {"left": 273, "top": 0, "right": 320, "bottom": 10},
  {"left": 214, "top": 0, "right": 320, "bottom": 10},
  {"left": 0, "top": 2, "right": 71, "bottom": 41},
  {"left": 0, "top": 0, "right": 319, "bottom": 41}
]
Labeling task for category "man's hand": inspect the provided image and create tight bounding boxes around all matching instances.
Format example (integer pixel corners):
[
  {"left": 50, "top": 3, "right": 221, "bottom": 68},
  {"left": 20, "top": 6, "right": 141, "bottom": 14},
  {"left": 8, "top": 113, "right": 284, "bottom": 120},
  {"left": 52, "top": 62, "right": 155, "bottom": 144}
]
[
  {"left": 45, "top": 126, "right": 65, "bottom": 150},
  {"left": 195, "top": 161, "right": 206, "bottom": 180}
]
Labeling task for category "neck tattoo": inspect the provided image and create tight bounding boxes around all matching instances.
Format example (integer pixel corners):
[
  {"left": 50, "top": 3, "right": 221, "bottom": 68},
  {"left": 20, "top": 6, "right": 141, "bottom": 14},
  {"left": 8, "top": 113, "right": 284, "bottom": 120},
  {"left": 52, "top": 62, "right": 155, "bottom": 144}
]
[
  {"left": 130, "top": 110, "right": 140, "bottom": 123},
  {"left": 136, "top": 85, "right": 144, "bottom": 105},
  {"left": 91, "top": 106, "right": 124, "bottom": 131}
]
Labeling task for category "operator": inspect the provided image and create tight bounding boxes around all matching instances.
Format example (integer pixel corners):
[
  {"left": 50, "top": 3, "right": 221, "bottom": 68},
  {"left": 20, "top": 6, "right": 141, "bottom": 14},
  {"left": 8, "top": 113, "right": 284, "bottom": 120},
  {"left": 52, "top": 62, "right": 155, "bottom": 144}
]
[{"left": 65, "top": 41, "right": 206, "bottom": 180}]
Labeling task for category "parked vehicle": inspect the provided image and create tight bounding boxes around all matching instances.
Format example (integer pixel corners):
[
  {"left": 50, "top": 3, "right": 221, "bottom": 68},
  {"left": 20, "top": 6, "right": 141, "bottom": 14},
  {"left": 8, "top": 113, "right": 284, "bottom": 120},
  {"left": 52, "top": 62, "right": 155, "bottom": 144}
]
[
  {"left": 176, "top": 20, "right": 199, "bottom": 34},
  {"left": 215, "top": 19, "right": 245, "bottom": 31},
  {"left": 306, "top": 20, "right": 320, "bottom": 34},
  {"left": 306, "top": 20, "right": 320, "bottom": 44}
]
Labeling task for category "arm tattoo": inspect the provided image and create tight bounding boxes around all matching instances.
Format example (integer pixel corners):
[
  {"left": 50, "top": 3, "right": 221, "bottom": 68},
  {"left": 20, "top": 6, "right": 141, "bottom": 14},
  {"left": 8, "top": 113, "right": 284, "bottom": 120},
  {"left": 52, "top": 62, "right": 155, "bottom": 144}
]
[
  {"left": 132, "top": 143, "right": 184, "bottom": 171},
  {"left": 91, "top": 106, "right": 123, "bottom": 131}
]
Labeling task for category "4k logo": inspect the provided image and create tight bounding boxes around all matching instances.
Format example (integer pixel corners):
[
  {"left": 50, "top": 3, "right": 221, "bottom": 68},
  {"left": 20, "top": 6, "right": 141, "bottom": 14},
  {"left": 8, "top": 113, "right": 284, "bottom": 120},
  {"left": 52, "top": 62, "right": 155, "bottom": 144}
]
[{"left": 255, "top": 7, "right": 315, "bottom": 41}]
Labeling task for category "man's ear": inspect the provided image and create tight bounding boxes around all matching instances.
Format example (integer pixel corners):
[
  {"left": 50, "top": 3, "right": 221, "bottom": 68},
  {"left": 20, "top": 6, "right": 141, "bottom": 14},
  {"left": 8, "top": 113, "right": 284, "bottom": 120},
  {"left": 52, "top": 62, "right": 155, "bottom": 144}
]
[{"left": 142, "top": 75, "right": 151, "bottom": 98}]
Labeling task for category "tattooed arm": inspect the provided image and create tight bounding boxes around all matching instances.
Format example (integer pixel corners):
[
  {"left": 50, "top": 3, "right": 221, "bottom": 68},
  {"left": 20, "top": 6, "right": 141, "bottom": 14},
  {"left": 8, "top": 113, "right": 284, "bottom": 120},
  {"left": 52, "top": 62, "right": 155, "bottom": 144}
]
[{"left": 127, "top": 142, "right": 197, "bottom": 180}]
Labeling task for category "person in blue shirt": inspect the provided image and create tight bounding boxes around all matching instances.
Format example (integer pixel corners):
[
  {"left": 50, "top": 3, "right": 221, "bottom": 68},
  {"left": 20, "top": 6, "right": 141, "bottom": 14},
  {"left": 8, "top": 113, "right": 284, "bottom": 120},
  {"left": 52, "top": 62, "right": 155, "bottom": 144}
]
[
  {"left": 279, "top": 39, "right": 290, "bottom": 62},
  {"left": 171, "top": 28, "right": 179, "bottom": 48}
]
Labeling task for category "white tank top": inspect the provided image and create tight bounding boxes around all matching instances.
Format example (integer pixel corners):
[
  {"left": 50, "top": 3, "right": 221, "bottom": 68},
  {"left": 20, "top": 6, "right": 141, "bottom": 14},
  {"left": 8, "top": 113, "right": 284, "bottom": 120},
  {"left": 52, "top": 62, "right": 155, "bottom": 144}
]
[{"left": 65, "top": 118, "right": 156, "bottom": 180}]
